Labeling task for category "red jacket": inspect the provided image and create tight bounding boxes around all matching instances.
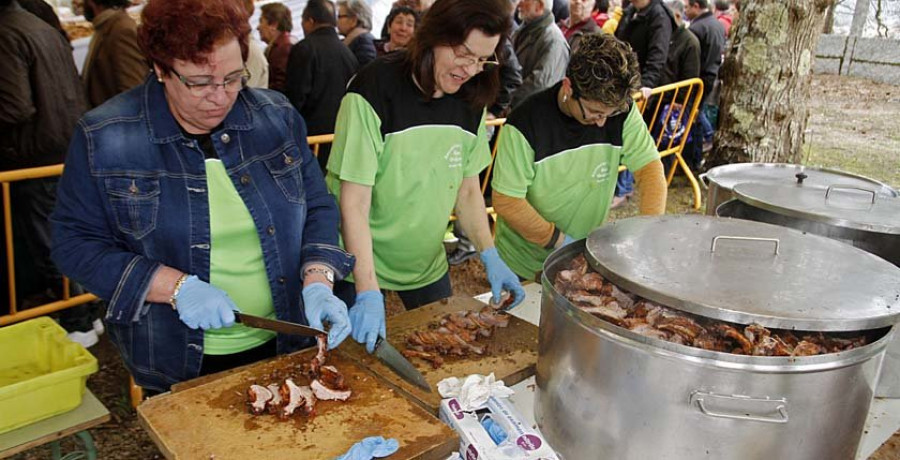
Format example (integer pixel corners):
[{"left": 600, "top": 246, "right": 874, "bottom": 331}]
[
  {"left": 716, "top": 12, "right": 733, "bottom": 36},
  {"left": 266, "top": 32, "right": 292, "bottom": 93}
]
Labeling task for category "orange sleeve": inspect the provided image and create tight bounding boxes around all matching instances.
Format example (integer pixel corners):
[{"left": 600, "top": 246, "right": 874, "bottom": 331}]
[
  {"left": 634, "top": 160, "right": 667, "bottom": 215},
  {"left": 492, "top": 190, "right": 558, "bottom": 247}
]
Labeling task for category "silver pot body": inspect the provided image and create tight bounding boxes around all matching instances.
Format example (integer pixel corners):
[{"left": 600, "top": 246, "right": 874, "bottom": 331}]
[
  {"left": 717, "top": 199, "right": 900, "bottom": 397},
  {"left": 536, "top": 243, "right": 890, "bottom": 460},
  {"left": 701, "top": 163, "right": 898, "bottom": 216}
]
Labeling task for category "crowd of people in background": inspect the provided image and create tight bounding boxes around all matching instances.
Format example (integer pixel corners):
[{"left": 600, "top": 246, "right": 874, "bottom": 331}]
[{"left": 1, "top": 0, "right": 734, "bottom": 367}]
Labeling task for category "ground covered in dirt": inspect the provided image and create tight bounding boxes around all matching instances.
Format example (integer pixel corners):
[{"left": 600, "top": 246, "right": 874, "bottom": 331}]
[{"left": 11, "top": 74, "right": 900, "bottom": 459}]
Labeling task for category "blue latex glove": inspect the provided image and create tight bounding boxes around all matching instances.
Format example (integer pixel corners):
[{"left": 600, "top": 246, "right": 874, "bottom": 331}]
[
  {"left": 479, "top": 247, "right": 526, "bottom": 309},
  {"left": 302, "top": 283, "right": 351, "bottom": 349},
  {"left": 480, "top": 417, "right": 509, "bottom": 445},
  {"left": 335, "top": 436, "right": 400, "bottom": 460},
  {"left": 174, "top": 275, "right": 237, "bottom": 330},
  {"left": 349, "top": 290, "right": 386, "bottom": 353},
  {"left": 562, "top": 234, "right": 575, "bottom": 247}
]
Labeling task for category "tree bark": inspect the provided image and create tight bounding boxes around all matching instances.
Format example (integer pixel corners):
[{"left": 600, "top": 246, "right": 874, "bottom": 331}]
[
  {"left": 822, "top": 0, "right": 836, "bottom": 33},
  {"left": 709, "top": 0, "right": 832, "bottom": 166}
]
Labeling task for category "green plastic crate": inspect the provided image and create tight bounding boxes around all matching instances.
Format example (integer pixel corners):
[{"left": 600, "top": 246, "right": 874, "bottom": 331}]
[{"left": 0, "top": 317, "right": 98, "bottom": 434}]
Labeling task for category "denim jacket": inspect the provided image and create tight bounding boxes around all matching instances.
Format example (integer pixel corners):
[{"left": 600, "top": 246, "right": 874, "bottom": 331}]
[{"left": 51, "top": 76, "right": 354, "bottom": 391}]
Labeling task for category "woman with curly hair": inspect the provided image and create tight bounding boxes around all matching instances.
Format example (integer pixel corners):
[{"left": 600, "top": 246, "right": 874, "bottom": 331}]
[
  {"left": 51, "top": 0, "right": 354, "bottom": 392},
  {"left": 491, "top": 33, "right": 667, "bottom": 280}
]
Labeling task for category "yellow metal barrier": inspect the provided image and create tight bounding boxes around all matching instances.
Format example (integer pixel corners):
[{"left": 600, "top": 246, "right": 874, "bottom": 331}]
[
  {"left": 0, "top": 165, "right": 99, "bottom": 327},
  {"left": 633, "top": 78, "right": 705, "bottom": 209}
]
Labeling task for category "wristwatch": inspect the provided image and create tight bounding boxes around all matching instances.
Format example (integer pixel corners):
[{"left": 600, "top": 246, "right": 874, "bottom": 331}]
[{"left": 304, "top": 266, "right": 334, "bottom": 283}]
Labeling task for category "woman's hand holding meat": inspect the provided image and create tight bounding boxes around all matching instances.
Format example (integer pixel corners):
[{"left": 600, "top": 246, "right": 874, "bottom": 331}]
[
  {"left": 479, "top": 247, "right": 526, "bottom": 309},
  {"left": 303, "top": 283, "right": 352, "bottom": 349}
]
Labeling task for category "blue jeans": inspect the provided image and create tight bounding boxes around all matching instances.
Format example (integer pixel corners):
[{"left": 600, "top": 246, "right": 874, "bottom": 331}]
[{"left": 615, "top": 170, "right": 634, "bottom": 197}]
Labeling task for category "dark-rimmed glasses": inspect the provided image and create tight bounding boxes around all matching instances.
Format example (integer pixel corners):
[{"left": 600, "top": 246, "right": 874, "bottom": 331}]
[
  {"left": 170, "top": 67, "right": 251, "bottom": 97},
  {"left": 575, "top": 97, "right": 629, "bottom": 122},
  {"left": 451, "top": 42, "right": 500, "bottom": 72}
]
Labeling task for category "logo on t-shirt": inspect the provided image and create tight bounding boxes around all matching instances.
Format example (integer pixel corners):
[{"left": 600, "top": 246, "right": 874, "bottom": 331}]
[
  {"left": 591, "top": 163, "right": 611, "bottom": 184},
  {"left": 445, "top": 144, "right": 463, "bottom": 169}
]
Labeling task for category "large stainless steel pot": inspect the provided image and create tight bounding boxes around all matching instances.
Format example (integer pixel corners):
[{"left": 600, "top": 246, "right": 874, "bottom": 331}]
[
  {"left": 536, "top": 216, "right": 900, "bottom": 460},
  {"left": 718, "top": 182, "right": 900, "bottom": 397},
  {"left": 699, "top": 163, "right": 897, "bottom": 215}
]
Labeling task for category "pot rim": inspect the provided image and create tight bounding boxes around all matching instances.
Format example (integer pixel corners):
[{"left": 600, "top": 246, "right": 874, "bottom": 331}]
[
  {"left": 733, "top": 183, "right": 900, "bottom": 235},
  {"left": 702, "top": 163, "right": 898, "bottom": 197}
]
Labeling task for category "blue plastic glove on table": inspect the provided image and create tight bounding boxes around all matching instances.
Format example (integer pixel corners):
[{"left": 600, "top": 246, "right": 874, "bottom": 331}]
[
  {"left": 349, "top": 290, "right": 386, "bottom": 353},
  {"left": 479, "top": 247, "right": 526, "bottom": 309},
  {"left": 303, "top": 282, "right": 352, "bottom": 349},
  {"left": 173, "top": 275, "right": 237, "bottom": 330},
  {"left": 334, "top": 436, "right": 399, "bottom": 460}
]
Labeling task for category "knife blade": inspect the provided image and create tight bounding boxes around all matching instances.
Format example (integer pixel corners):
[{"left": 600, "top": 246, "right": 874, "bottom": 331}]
[
  {"left": 373, "top": 337, "right": 432, "bottom": 392},
  {"left": 233, "top": 312, "right": 326, "bottom": 337}
]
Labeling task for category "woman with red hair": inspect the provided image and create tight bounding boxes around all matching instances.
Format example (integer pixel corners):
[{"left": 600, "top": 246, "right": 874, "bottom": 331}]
[{"left": 51, "top": 0, "right": 354, "bottom": 393}]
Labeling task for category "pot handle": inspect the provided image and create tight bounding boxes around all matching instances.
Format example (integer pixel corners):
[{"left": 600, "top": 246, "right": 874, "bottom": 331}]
[
  {"left": 698, "top": 172, "right": 709, "bottom": 189},
  {"left": 690, "top": 391, "right": 789, "bottom": 424},
  {"left": 710, "top": 236, "right": 780, "bottom": 255},
  {"left": 825, "top": 185, "right": 876, "bottom": 204}
]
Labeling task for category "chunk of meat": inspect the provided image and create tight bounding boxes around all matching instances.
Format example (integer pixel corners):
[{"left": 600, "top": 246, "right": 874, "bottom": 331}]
[
  {"left": 311, "top": 379, "right": 352, "bottom": 401},
  {"left": 266, "top": 384, "right": 283, "bottom": 414},
  {"left": 318, "top": 365, "right": 348, "bottom": 391},
  {"left": 656, "top": 315, "right": 706, "bottom": 341},
  {"left": 792, "top": 341, "right": 823, "bottom": 357},
  {"left": 247, "top": 384, "right": 273, "bottom": 415},
  {"left": 714, "top": 324, "right": 754, "bottom": 354},
  {"left": 578, "top": 302, "right": 628, "bottom": 323},
  {"left": 402, "top": 349, "right": 444, "bottom": 368},
  {"left": 280, "top": 379, "right": 306, "bottom": 417},
  {"left": 629, "top": 323, "right": 671, "bottom": 341}
]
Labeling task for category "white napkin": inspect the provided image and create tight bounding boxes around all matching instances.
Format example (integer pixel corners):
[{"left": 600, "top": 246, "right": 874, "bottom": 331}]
[{"left": 438, "top": 373, "right": 515, "bottom": 411}]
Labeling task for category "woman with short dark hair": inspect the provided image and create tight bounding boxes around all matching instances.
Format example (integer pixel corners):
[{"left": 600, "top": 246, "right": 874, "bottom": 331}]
[
  {"left": 51, "top": 0, "right": 354, "bottom": 392},
  {"left": 374, "top": 6, "right": 418, "bottom": 56},
  {"left": 326, "top": 0, "right": 526, "bottom": 353}
]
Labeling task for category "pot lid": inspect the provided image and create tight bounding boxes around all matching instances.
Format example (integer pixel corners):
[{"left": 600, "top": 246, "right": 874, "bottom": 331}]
[
  {"left": 733, "top": 182, "right": 900, "bottom": 235},
  {"left": 702, "top": 163, "right": 898, "bottom": 196},
  {"left": 585, "top": 215, "right": 900, "bottom": 331}
]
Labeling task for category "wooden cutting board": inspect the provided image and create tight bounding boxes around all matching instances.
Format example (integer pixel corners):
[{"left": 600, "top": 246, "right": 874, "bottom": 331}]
[
  {"left": 342, "top": 296, "right": 538, "bottom": 414},
  {"left": 137, "top": 349, "right": 457, "bottom": 460}
]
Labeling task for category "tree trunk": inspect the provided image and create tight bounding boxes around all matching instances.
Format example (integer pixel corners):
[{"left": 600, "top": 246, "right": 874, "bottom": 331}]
[
  {"left": 822, "top": 0, "right": 836, "bottom": 33},
  {"left": 709, "top": 0, "right": 832, "bottom": 166}
]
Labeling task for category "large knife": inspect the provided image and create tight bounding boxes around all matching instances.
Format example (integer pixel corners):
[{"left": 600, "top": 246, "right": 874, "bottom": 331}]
[
  {"left": 373, "top": 337, "right": 432, "bottom": 393},
  {"left": 233, "top": 312, "right": 326, "bottom": 337}
]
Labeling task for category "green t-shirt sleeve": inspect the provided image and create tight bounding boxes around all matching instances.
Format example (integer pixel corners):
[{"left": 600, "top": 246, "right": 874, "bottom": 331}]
[
  {"left": 621, "top": 104, "right": 661, "bottom": 173},
  {"left": 491, "top": 124, "right": 536, "bottom": 199},
  {"left": 327, "top": 93, "right": 383, "bottom": 186},
  {"left": 463, "top": 110, "right": 492, "bottom": 178}
]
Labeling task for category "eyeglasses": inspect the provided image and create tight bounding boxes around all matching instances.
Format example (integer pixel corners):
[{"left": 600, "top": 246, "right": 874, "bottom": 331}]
[
  {"left": 451, "top": 43, "right": 499, "bottom": 72},
  {"left": 169, "top": 67, "right": 250, "bottom": 97},
  {"left": 575, "top": 97, "right": 629, "bottom": 122}
]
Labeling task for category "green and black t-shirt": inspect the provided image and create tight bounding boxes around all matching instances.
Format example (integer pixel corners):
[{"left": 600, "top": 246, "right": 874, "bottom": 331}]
[
  {"left": 492, "top": 82, "right": 659, "bottom": 279},
  {"left": 326, "top": 55, "right": 491, "bottom": 290}
]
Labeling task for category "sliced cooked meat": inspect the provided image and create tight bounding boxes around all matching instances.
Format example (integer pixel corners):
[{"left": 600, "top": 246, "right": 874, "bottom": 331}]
[
  {"left": 247, "top": 384, "right": 273, "bottom": 415},
  {"left": 311, "top": 379, "right": 352, "bottom": 401}
]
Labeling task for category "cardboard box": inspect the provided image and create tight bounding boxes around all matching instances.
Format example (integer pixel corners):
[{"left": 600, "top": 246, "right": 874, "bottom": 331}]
[{"left": 439, "top": 396, "right": 560, "bottom": 460}]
